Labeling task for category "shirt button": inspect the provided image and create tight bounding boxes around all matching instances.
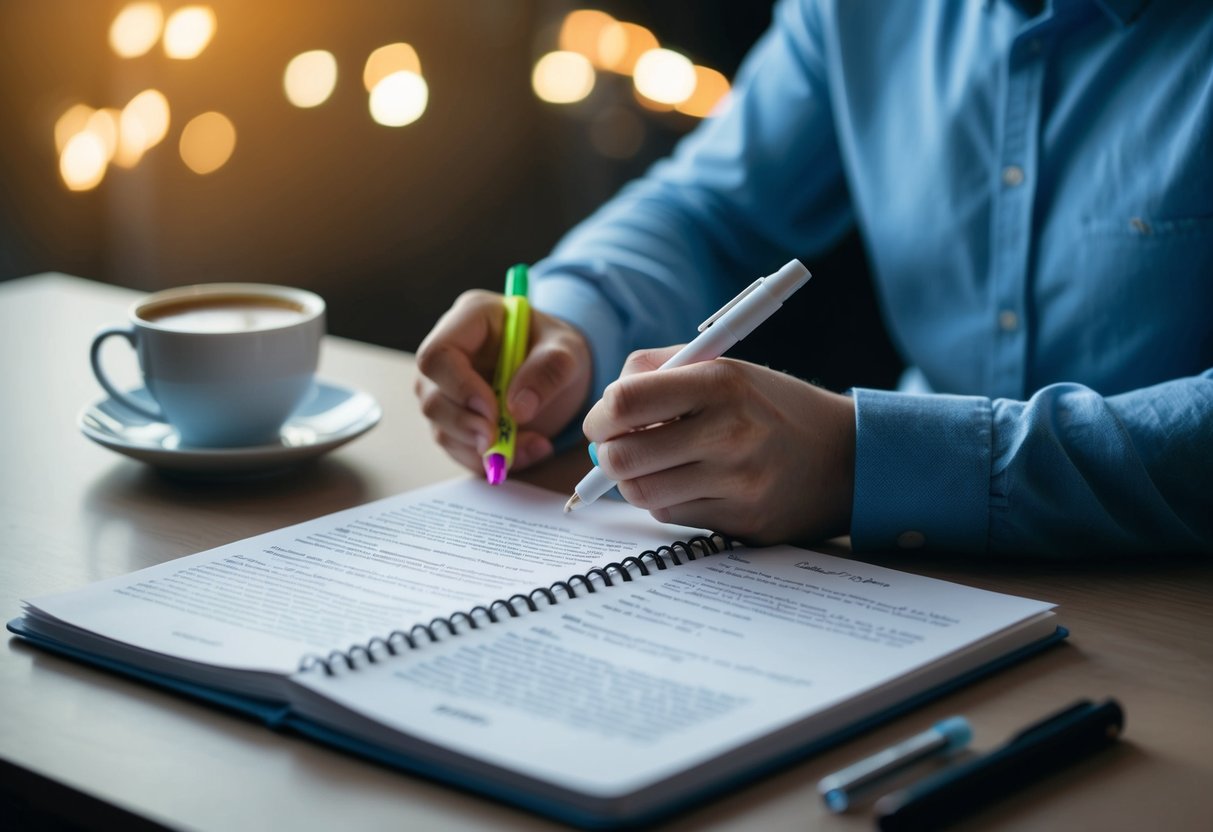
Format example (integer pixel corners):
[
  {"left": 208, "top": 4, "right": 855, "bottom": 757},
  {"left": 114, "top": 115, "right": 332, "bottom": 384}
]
[
  {"left": 897, "top": 531, "right": 926, "bottom": 550},
  {"left": 1002, "top": 165, "right": 1025, "bottom": 187},
  {"left": 999, "top": 309, "right": 1019, "bottom": 332}
]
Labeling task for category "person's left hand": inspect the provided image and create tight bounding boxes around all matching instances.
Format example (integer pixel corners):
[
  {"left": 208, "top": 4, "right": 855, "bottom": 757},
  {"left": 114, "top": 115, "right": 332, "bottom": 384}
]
[{"left": 581, "top": 347, "right": 856, "bottom": 545}]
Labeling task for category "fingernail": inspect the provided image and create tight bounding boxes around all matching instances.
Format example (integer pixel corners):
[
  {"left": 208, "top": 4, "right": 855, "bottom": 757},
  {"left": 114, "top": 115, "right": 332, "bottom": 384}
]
[
  {"left": 468, "top": 395, "right": 494, "bottom": 421},
  {"left": 509, "top": 388, "right": 539, "bottom": 423},
  {"left": 474, "top": 430, "right": 492, "bottom": 455}
]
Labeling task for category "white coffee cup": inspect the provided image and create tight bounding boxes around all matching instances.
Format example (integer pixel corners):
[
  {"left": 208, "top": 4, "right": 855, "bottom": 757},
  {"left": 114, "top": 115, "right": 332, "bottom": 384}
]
[{"left": 90, "top": 283, "right": 326, "bottom": 447}]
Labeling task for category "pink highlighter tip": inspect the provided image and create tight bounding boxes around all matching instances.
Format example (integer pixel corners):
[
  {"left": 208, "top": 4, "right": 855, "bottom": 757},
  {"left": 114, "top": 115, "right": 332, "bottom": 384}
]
[{"left": 484, "top": 454, "right": 507, "bottom": 486}]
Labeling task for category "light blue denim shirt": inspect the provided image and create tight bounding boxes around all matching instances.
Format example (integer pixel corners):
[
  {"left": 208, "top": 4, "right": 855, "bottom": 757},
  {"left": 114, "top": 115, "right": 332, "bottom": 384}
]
[{"left": 530, "top": 0, "right": 1213, "bottom": 555}]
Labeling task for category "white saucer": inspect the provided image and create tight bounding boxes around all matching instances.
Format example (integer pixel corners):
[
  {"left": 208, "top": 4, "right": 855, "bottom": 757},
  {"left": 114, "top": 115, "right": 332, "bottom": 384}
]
[{"left": 79, "top": 380, "right": 381, "bottom": 477}]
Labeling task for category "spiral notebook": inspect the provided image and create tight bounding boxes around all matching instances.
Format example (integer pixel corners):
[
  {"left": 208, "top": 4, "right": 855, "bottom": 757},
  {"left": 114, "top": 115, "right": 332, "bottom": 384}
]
[{"left": 9, "top": 478, "right": 1063, "bottom": 829}]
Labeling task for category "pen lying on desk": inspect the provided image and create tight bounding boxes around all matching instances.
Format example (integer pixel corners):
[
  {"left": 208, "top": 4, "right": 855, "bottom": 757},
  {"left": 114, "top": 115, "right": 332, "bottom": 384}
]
[
  {"left": 874, "top": 698, "right": 1125, "bottom": 831},
  {"left": 817, "top": 716, "right": 972, "bottom": 812}
]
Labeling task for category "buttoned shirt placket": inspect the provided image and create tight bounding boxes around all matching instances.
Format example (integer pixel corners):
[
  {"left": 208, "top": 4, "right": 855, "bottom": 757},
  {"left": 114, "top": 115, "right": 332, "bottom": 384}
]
[{"left": 987, "top": 16, "right": 1051, "bottom": 399}]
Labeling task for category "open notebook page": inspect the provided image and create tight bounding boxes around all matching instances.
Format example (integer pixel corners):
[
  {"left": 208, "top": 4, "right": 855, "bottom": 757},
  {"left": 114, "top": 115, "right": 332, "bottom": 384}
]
[{"left": 23, "top": 479, "right": 710, "bottom": 676}]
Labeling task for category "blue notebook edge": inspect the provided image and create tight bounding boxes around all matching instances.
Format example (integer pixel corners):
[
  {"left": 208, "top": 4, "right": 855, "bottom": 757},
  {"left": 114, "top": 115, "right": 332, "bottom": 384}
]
[{"left": 6, "top": 616, "right": 1068, "bottom": 829}]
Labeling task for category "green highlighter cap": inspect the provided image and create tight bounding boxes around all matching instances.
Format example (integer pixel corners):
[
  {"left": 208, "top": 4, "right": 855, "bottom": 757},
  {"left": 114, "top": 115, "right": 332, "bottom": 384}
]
[{"left": 505, "top": 263, "right": 529, "bottom": 297}]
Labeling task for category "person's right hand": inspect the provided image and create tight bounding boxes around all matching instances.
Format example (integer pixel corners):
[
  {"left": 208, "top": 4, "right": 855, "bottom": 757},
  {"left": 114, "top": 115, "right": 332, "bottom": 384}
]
[{"left": 414, "top": 289, "right": 592, "bottom": 474}]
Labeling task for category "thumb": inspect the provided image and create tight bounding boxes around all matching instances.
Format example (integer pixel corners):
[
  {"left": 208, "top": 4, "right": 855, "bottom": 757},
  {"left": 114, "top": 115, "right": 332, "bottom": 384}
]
[{"left": 618, "top": 345, "right": 685, "bottom": 379}]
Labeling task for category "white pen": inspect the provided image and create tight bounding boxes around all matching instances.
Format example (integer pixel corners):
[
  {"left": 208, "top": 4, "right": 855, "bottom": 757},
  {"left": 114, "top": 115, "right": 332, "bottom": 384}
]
[{"left": 564, "top": 259, "right": 812, "bottom": 513}]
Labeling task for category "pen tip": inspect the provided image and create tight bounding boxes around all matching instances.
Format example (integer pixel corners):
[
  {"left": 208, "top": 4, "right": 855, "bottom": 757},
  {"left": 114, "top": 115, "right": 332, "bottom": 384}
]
[
  {"left": 822, "top": 789, "right": 849, "bottom": 814},
  {"left": 484, "top": 455, "right": 507, "bottom": 486},
  {"left": 563, "top": 493, "right": 581, "bottom": 513}
]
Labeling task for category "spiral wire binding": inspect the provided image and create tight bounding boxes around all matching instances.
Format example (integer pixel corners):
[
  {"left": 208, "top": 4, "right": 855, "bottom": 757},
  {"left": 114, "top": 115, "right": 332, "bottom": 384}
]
[{"left": 299, "top": 533, "right": 731, "bottom": 676}]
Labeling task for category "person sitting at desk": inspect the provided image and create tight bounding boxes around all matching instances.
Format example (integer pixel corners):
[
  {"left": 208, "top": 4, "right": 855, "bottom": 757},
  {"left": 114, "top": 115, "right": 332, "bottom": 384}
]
[{"left": 415, "top": 0, "right": 1213, "bottom": 556}]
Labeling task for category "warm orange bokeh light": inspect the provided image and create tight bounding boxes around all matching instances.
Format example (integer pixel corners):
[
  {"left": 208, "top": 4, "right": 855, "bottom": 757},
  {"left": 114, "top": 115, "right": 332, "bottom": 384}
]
[
  {"left": 369, "top": 71, "right": 428, "bottom": 127},
  {"left": 532, "top": 51, "right": 596, "bottom": 105},
  {"left": 284, "top": 50, "right": 339, "bottom": 108},
  {"left": 60, "top": 132, "right": 108, "bottom": 191},
  {"left": 85, "top": 108, "right": 121, "bottom": 162},
  {"left": 54, "top": 104, "right": 94, "bottom": 154},
  {"left": 633, "top": 87, "right": 675, "bottom": 113},
  {"left": 559, "top": 9, "right": 617, "bottom": 67},
  {"left": 163, "top": 5, "right": 215, "bottom": 60},
  {"left": 109, "top": 2, "right": 164, "bottom": 58},
  {"left": 363, "top": 43, "right": 422, "bottom": 92},
  {"left": 676, "top": 66, "right": 731, "bottom": 118},
  {"left": 596, "top": 22, "right": 659, "bottom": 75},
  {"left": 179, "top": 112, "right": 236, "bottom": 174},
  {"left": 633, "top": 48, "right": 696, "bottom": 105},
  {"left": 114, "top": 89, "right": 170, "bottom": 168}
]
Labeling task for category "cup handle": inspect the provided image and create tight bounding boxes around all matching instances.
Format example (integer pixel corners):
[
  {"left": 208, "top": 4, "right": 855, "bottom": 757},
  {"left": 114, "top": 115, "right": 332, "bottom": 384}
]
[{"left": 89, "top": 325, "right": 165, "bottom": 421}]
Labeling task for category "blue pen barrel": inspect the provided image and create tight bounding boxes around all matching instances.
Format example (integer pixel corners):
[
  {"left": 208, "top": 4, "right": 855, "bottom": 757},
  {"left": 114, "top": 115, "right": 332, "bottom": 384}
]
[{"left": 875, "top": 699, "right": 1124, "bottom": 831}]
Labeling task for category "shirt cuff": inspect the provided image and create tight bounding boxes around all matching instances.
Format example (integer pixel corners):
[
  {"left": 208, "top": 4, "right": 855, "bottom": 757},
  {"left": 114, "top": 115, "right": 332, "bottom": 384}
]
[{"left": 851, "top": 389, "right": 993, "bottom": 553}]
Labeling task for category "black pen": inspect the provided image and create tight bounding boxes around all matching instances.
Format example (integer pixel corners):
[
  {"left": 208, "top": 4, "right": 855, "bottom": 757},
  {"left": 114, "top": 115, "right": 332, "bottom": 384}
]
[{"left": 874, "top": 698, "right": 1125, "bottom": 831}]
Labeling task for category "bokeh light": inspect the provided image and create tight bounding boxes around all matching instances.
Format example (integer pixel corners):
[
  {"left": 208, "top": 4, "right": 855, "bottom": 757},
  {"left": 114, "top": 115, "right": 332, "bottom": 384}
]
[
  {"left": 369, "top": 71, "right": 428, "bottom": 127},
  {"left": 532, "top": 51, "right": 596, "bottom": 105},
  {"left": 85, "top": 108, "right": 120, "bottom": 162},
  {"left": 632, "top": 48, "right": 696, "bottom": 105},
  {"left": 109, "top": 2, "right": 164, "bottom": 59},
  {"left": 633, "top": 86, "right": 675, "bottom": 112},
  {"left": 54, "top": 104, "right": 94, "bottom": 154},
  {"left": 69, "top": 5, "right": 729, "bottom": 193},
  {"left": 60, "top": 132, "right": 108, "bottom": 191},
  {"left": 597, "top": 22, "right": 659, "bottom": 75},
  {"left": 676, "top": 66, "right": 731, "bottom": 118},
  {"left": 179, "top": 112, "right": 236, "bottom": 174},
  {"left": 364, "top": 43, "right": 421, "bottom": 92},
  {"left": 163, "top": 5, "right": 215, "bottom": 60},
  {"left": 113, "top": 120, "right": 148, "bottom": 168},
  {"left": 284, "top": 50, "right": 339, "bottom": 108},
  {"left": 114, "top": 88, "right": 170, "bottom": 168},
  {"left": 559, "top": 9, "right": 617, "bottom": 67}
]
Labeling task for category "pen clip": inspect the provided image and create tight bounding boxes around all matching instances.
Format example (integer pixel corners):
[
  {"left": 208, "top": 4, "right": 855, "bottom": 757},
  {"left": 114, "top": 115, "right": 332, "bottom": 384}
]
[{"left": 697, "top": 278, "right": 763, "bottom": 332}]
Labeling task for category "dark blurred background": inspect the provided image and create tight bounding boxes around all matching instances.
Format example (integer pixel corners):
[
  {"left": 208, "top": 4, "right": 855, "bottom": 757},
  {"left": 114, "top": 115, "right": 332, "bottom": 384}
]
[{"left": 0, "top": 0, "right": 901, "bottom": 392}]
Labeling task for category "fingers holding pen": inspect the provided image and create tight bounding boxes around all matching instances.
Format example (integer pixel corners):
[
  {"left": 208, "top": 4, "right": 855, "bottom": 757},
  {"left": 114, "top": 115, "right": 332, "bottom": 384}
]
[
  {"left": 508, "top": 332, "right": 585, "bottom": 423},
  {"left": 415, "top": 290, "right": 501, "bottom": 420},
  {"left": 415, "top": 288, "right": 594, "bottom": 474},
  {"left": 414, "top": 290, "right": 504, "bottom": 473},
  {"left": 583, "top": 359, "right": 753, "bottom": 506},
  {"left": 583, "top": 357, "right": 742, "bottom": 445},
  {"left": 582, "top": 356, "right": 857, "bottom": 544},
  {"left": 507, "top": 315, "right": 593, "bottom": 440},
  {"left": 616, "top": 345, "right": 684, "bottom": 379}
]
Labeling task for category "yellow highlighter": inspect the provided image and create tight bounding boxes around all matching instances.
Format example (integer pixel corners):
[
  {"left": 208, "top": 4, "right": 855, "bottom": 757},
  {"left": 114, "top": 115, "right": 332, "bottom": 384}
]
[{"left": 483, "top": 264, "right": 530, "bottom": 485}]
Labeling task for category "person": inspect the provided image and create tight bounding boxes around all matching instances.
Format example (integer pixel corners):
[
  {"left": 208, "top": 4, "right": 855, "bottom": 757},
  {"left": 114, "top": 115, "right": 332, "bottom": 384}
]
[{"left": 415, "top": 0, "right": 1212, "bottom": 556}]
